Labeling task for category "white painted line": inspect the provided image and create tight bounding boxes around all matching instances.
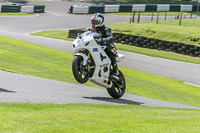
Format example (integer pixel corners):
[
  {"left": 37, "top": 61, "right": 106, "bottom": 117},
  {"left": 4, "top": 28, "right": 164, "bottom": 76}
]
[
  {"left": 46, "top": 11, "right": 63, "bottom": 16},
  {"left": 52, "top": 13, "right": 63, "bottom": 16},
  {"left": 184, "top": 82, "right": 200, "bottom": 88}
]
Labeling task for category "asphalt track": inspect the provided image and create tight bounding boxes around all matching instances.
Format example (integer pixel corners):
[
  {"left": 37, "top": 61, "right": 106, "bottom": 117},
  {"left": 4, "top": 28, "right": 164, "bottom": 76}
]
[
  {"left": 1, "top": 70, "right": 200, "bottom": 110},
  {"left": 0, "top": 1, "right": 200, "bottom": 109}
]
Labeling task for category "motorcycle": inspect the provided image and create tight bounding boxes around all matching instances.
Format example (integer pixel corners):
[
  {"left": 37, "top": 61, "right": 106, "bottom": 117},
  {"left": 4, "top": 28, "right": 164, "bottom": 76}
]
[{"left": 72, "top": 30, "right": 126, "bottom": 99}]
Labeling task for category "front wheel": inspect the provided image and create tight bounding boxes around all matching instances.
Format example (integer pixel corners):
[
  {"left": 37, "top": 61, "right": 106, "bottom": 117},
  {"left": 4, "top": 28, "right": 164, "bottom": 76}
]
[
  {"left": 107, "top": 70, "right": 126, "bottom": 99},
  {"left": 72, "top": 55, "right": 90, "bottom": 84}
]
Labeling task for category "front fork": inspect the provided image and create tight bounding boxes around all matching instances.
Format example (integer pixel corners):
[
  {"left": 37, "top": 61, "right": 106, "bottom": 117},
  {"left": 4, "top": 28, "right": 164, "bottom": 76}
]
[{"left": 87, "top": 52, "right": 91, "bottom": 72}]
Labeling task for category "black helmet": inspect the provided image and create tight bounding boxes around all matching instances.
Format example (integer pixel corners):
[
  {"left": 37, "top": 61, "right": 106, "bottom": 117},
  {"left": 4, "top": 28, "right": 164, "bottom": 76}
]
[{"left": 91, "top": 13, "right": 104, "bottom": 29}]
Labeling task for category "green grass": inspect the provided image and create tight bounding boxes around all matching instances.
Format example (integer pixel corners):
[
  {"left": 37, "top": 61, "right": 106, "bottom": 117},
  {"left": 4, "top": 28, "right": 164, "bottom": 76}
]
[
  {"left": 0, "top": 36, "right": 78, "bottom": 85},
  {"left": 1, "top": 36, "right": 200, "bottom": 107},
  {"left": 109, "top": 19, "right": 200, "bottom": 47},
  {"left": 116, "top": 43, "right": 200, "bottom": 64},
  {"left": 32, "top": 30, "right": 74, "bottom": 41},
  {"left": 0, "top": 103, "right": 199, "bottom": 133},
  {"left": 31, "top": 30, "right": 200, "bottom": 65},
  {"left": 0, "top": 13, "right": 33, "bottom": 16},
  {"left": 144, "top": 18, "right": 200, "bottom": 27},
  {"left": 109, "top": 12, "right": 196, "bottom": 16}
]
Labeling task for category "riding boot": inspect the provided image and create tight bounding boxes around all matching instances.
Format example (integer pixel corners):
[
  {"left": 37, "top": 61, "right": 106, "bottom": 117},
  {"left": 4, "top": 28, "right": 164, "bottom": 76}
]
[
  {"left": 106, "top": 43, "right": 120, "bottom": 75},
  {"left": 113, "top": 63, "right": 120, "bottom": 76}
]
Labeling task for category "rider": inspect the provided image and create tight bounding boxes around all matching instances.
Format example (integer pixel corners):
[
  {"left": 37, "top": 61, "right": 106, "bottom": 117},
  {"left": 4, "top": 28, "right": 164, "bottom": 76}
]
[{"left": 87, "top": 13, "right": 120, "bottom": 75}]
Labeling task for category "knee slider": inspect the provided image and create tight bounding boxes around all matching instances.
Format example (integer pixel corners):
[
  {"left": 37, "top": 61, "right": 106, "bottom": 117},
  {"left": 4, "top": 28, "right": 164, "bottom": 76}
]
[{"left": 111, "top": 48, "right": 117, "bottom": 54}]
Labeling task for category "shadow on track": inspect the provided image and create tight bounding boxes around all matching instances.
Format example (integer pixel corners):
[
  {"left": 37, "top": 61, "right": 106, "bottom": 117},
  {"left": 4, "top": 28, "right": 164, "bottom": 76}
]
[
  {"left": 0, "top": 88, "right": 16, "bottom": 93},
  {"left": 83, "top": 97, "right": 144, "bottom": 105}
]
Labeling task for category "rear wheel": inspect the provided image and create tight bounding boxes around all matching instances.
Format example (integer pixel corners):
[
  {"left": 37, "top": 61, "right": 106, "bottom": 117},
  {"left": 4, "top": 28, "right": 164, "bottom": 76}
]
[
  {"left": 72, "top": 56, "right": 89, "bottom": 83},
  {"left": 107, "top": 70, "right": 126, "bottom": 99}
]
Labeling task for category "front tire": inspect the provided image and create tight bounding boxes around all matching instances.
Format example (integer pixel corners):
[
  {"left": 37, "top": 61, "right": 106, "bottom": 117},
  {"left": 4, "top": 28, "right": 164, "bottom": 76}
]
[
  {"left": 72, "top": 55, "right": 89, "bottom": 84},
  {"left": 107, "top": 70, "right": 126, "bottom": 99}
]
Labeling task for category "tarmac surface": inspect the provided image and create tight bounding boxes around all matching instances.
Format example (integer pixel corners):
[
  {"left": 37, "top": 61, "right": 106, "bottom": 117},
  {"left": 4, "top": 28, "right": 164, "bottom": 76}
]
[
  {"left": 0, "top": 1, "right": 200, "bottom": 109},
  {"left": 1, "top": 70, "right": 200, "bottom": 110},
  {"left": 0, "top": 1, "right": 183, "bottom": 34}
]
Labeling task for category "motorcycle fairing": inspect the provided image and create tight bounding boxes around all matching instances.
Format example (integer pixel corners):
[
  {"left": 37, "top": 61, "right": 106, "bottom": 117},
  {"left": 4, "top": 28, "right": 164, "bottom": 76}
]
[{"left": 72, "top": 32, "right": 113, "bottom": 88}]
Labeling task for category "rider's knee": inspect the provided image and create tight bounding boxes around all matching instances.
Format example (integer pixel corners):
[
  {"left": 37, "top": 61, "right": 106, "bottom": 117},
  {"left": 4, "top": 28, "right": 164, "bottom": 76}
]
[{"left": 111, "top": 47, "right": 117, "bottom": 55}]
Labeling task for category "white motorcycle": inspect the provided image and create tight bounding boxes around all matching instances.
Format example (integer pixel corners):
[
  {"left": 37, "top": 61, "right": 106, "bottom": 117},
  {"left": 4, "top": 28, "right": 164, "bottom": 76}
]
[{"left": 72, "top": 31, "right": 126, "bottom": 99}]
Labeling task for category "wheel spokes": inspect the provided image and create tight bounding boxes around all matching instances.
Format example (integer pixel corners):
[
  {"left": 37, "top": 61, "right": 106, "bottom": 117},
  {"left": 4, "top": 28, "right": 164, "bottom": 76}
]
[
  {"left": 77, "top": 60, "right": 89, "bottom": 80},
  {"left": 116, "top": 87, "right": 122, "bottom": 93},
  {"left": 113, "top": 76, "right": 125, "bottom": 94}
]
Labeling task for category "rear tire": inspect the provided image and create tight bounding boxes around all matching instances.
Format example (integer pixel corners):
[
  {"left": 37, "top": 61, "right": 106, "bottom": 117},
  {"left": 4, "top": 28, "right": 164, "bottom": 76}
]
[
  {"left": 107, "top": 70, "right": 126, "bottom": 99},
  {"left": 72, "top": 56, "right": 89, "bottom": 84}
]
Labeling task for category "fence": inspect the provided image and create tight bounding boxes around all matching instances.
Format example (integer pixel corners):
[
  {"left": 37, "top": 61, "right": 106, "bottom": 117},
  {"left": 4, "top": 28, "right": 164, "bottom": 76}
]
[
  {"left": 69, "top": 4, "right": 200, "bottom": 14},
  {"left": 68, "top": 29, "right": 200, "bottom": 58},
  {"left": 0, "top": 4, "right": 45, "bottom": 13}
]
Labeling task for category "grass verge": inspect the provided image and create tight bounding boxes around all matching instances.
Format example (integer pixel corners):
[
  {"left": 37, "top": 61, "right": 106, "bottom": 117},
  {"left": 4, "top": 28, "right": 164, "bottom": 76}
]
[
  {"left": 0, "top": 103, "right": 200, "bottom": 132},
  {"left": 32, "top": 19, "right": 200, "bottom": 46},
  {"left": 109, "top": 19, "right": 200, "bottom": 46},
  {"left": 108, "top": 12, "right": 196, "bottom": 16},
  {"left": 1, "top": 36, "right": 200, "bottom": 107},
  {"left": 31, "top": 30, "right": 200, "bottom": 65},
  {"left": 32, "top": 30, "right": 74, "bottom": 41},
  {"left": 116, "top": 43, "right": 200, "bottom": 64},
  {"left": 0, "top": 13, "right": 33, "bottom": 16}
]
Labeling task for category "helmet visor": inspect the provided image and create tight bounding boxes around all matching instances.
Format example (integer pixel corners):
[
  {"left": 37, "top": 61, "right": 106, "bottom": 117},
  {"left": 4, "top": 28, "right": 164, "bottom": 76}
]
[{"left": 91, "top": 20, "right": 101, "bottom": 26}]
